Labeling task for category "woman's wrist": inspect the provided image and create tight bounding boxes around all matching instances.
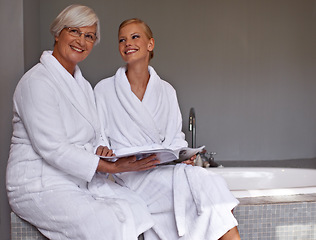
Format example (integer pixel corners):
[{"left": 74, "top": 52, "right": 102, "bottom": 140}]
[{"left": 97, "top": 159, "right": 115, "bottom": 174}]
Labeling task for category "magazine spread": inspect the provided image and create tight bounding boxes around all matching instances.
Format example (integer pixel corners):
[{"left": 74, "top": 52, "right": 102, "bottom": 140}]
[{"left": 99, "top": 146, "right": 205, "bottom": 164}]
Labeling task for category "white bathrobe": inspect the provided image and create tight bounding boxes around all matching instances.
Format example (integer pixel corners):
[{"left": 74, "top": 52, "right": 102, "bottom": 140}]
[
  {"left": 94, "top": 66, "right": 239, "bottom": 240},
  {"left": 6, "top": 51, "right": 154, "bottom": 240}
]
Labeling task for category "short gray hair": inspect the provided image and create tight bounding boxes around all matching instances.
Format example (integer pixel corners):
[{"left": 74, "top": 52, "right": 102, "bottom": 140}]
[{"left": 50, "top": 4, "right": 100, "bottom": 44}]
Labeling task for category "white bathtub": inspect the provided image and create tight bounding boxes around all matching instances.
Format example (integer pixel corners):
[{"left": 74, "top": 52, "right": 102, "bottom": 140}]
[{"left": 207, "top": 167, "right": 316, "bottom": 198}]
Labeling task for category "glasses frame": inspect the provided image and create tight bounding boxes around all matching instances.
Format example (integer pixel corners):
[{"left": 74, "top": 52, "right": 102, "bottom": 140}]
[{"left": 64, "top": 26, "right": 97, "bottom": 43}]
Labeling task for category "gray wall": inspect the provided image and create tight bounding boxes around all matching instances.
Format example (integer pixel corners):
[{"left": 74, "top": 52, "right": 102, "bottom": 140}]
[
  {"left": 39, "top": 0, "right": 316, "bottom": 161},
  {"left": 1, "top": 0, "right": 24, "bottom": 238},
  {"left": 1, "top": 0, "right": 316, "bottom": 238}
]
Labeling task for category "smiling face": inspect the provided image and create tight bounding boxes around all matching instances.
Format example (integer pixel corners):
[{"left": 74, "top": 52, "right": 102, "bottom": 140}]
[
  {"left": 118, "top": 23, "right": 154, "bottom": 65},
  {"left": 52, "top": 25, "right": 96, "bottom": 75}
]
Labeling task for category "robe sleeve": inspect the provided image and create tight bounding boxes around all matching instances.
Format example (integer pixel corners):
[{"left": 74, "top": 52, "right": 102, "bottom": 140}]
[{"left": 15, "top": 72, "right": 99, "bottom": 182}]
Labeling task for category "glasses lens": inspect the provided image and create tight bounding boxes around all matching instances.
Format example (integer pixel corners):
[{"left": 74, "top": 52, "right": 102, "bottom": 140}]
[
  {"left": 67, "top": 28, "right": 80, "bottom": 37},
  {"left": 84, "top": 33, "right": 96, "bottom": 43},
  {"left": 66, "top": 27, "right": 96, "bottom": 43}
]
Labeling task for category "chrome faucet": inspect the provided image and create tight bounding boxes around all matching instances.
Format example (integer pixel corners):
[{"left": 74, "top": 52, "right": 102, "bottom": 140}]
[
  {"left": 189, "top": 108, "right": 196, "bottom": 148},
  {"left": 199, "top": 150, "right": 220, "bottom": 167},
  {"left": 188, "top": 107, "right": 221, "bottom": 167}
]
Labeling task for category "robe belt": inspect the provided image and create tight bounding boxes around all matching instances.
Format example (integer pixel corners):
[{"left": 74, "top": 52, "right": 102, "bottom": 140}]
[{"left": 173, "top": 164, "right": 203, "bottom": 237}]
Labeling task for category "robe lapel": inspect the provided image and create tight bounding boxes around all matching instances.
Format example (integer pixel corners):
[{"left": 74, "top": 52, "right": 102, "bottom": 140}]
[
  {"left": 40, "top": 51, "right": 99, "bottom": 133},
  {"left": 114, "top": 66, "right": 163, "bottom": 144}
]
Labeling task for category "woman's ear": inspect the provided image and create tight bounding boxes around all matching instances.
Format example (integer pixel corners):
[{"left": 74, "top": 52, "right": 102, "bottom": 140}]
[{"left": 148, "top": 38, "right": 155, "bottom": 51}]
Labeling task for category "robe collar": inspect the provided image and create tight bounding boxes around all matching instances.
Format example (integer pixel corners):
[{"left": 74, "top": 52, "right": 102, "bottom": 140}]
[{"left": 40, "top": 51, "right": 100, "bottom": 134}]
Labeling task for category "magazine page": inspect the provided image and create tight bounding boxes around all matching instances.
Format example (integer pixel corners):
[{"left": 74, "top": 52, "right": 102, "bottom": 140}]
[
  {"left": 98, "top": 146, "right": 205, "bottom": 164},
  {"left": 99, "top": 148, "right": 178, "bottom": 164},
  {"left": 177, "top": 145, "right": 205, "bottom": 161}
]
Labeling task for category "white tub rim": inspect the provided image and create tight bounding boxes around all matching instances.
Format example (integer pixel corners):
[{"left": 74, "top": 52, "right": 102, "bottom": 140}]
[{"left": 207, "top": 167, "right": 316, "bottom": 198}]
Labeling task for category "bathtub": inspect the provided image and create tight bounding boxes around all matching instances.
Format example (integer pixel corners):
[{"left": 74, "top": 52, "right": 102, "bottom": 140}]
[{"left": 207, "top": 167, "right": 316, "bottom": 198}]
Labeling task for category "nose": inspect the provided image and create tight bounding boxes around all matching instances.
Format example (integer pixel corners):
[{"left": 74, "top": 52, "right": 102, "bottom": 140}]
[
  {"left": 125, "top": 38, "right": 132, "bottom": 47},
  {"left": 77, "top": 34, "right": 86, "bottom": 45}
]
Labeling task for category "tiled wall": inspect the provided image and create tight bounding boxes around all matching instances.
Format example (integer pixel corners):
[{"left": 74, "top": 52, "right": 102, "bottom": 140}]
[
  {"left": 11, "top": 212, "right": 48, "bottom": 240},
  {"left": 10, "top": 212, "right": 145, "bottom": 240},
  {"left": 11, "top": 198, "right": 316, "bottom": 240},
  {"left": 234, "top": 201, "right": 316, "bottom": 240}
]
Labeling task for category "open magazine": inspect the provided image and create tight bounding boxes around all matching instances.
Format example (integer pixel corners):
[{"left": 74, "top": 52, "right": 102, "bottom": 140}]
[{"left": 99, "top": 146, "right": 205, "bottom": 164}]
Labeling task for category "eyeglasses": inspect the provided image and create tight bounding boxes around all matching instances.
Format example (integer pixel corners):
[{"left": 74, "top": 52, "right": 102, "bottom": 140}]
[{"left": 64, "top": 27, "right": 97, "bottom": 43}]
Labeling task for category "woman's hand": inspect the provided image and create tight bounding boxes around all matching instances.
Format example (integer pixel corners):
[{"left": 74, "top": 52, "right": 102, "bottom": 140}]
[
  {"left": 181, "top": 154, "right": 196, "bottom": 166},
  {"left": 96, "top": 145, "right": 114, "bottom": 157},
  {"left": 114, "top": 154, "right": 160, "bottom": 173},
  {"left": 97, "top": 154, "right": 160, "bottom": 174}
]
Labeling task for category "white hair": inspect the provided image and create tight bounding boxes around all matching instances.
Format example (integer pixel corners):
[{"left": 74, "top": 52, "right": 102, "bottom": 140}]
[{"left": 50, "top": 4, "right": 100, "bottom": 44}]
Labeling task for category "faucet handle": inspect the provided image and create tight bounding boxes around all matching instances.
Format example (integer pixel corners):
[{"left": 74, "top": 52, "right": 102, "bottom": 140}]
[
  {"left": 209, "top": 152, "right": 216, "bottom": 158},
  {"left": 208, "top": 152, "right": 219, "bottom": 167},
  {"left": 208, "top": 151, "right": 216, "bottom": 161}
]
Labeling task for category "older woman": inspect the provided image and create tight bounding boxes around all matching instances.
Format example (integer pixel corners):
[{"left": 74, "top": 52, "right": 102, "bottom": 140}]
[
  {"left": 94, "top": 18, "right": 241, "bottom": 240},
  {"left": 6, "top": 6, "right": 157, "bottom": 240}
]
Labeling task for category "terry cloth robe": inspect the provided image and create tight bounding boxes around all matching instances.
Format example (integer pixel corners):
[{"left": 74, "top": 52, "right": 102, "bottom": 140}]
[
  {"left": 6, "top": 51, "right": 154, "bottom": 240},
  {"left": 94, "top": 66, "right": 239, "bottom": 240}
]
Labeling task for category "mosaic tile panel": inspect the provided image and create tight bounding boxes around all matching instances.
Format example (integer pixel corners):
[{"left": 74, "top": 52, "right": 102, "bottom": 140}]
[
  {"left": 11, "top": 200, "right": 316, "bottom": 240},
  {"left": 11, "top": 212, "right": 144, "bottom": 240},
  {"left": 234, "top": 201, "right": 316, "bottom": 240},
  {"left": 11, "top": 212, "right": 48, "bottom": 240}
]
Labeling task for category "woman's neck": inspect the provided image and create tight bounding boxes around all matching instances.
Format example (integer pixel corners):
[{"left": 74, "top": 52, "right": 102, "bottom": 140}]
[
  {"left": 126, "top": 62, "right": 150, "bottom": 101},
  {"left": 52, "top": 50, "right": 76, "bottom": 76}
]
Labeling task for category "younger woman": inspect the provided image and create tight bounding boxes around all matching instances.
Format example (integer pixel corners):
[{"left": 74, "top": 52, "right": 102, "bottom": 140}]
[{"left": 95, "top": 18, "right": 241, "bottom": 240}]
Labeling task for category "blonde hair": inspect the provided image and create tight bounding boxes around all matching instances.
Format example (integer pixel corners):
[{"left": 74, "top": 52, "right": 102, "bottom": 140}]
[
  {"left": 119, "top": 18, "right": 154, "bottom": 60},
  {"left": 50, "top": 4, "right": 100, "bottom": 45}
]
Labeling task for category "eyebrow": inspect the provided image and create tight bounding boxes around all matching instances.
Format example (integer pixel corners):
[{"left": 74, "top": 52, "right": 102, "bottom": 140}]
[{"left": 119, "top": 32, "right": 141, "bottom": 40}]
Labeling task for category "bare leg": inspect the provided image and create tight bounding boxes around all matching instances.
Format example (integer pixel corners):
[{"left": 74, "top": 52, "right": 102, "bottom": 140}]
[{"left": 219, "top": 226, "right": 241, "bottom": 240}]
